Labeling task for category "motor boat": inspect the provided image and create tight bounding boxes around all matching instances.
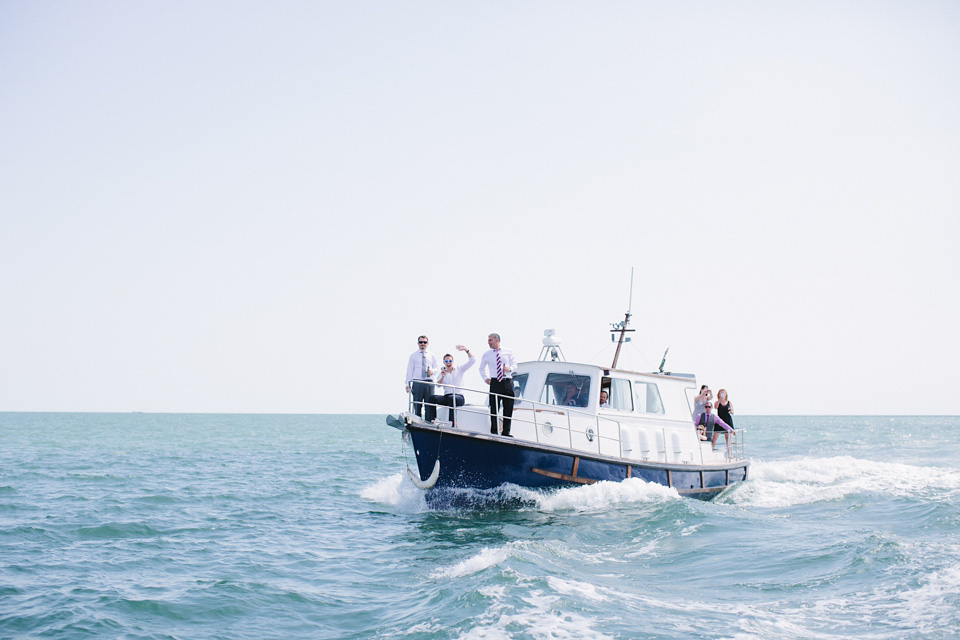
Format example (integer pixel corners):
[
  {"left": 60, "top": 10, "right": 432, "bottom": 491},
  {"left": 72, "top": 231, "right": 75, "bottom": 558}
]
[{"left": 387, "top": 312, "right": 748, "bottom": 502}]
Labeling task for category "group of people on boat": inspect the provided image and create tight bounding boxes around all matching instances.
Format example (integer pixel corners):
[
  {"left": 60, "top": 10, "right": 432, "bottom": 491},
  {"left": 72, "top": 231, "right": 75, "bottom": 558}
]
[
  {"left": 406, "top": 333, "right": 738, "bottom": 449},
  {"left": 692, "top": 385, "right": 735, "bottom": 449},
  {"left": 404, "top": 333, "right": 517, "bottom": 436}
]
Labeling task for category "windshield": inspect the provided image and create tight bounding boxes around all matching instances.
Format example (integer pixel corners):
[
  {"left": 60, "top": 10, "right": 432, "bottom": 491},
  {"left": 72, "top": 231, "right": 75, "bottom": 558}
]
[
  {"left": 540, "top": 373, "right": 591, "bottom": 408},
  {"left": 512, "top": 373, "right": 529, "bottom": 399}
]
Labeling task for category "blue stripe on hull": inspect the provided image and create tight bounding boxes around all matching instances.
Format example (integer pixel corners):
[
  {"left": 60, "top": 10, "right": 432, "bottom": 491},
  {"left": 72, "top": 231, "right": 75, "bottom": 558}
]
[{"left": 408, "top": 426, "right": 748, "bottom": 501}]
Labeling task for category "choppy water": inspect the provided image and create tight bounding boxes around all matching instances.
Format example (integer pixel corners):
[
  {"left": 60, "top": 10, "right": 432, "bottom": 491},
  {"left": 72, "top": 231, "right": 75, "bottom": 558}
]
[{"left": 1, "top": 413, "right": 958, "bottom": 639}]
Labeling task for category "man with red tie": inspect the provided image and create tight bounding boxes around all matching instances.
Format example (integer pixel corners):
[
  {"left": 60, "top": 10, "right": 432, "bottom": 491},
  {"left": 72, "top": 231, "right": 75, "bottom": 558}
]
[{"left": 479, "top": 333, "right": 517, "bottom": 437}]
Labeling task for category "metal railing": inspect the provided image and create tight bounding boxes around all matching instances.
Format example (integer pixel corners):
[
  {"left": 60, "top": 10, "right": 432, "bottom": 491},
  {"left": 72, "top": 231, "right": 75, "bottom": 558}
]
[
  {"left": 405, "top": 382, "right": 747, "bottom": 464},
  {"left": 699, "top": 426, "right": 746, "bottom": 462},
  {"left": 725, "top": 428, "right": 746, "bottom": 461}
]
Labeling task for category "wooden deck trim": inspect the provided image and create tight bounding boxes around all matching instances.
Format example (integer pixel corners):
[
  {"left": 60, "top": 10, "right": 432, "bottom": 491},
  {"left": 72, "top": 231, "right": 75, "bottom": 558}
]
[{"left": 531, "top": 468, "right": 597, "bottom": 485}]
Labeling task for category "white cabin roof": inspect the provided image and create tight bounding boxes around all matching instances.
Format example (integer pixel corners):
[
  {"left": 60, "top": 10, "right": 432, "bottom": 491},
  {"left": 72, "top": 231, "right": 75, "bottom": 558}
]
[{"left": 517, "top": 359, "right": 695, "bottom": 383}]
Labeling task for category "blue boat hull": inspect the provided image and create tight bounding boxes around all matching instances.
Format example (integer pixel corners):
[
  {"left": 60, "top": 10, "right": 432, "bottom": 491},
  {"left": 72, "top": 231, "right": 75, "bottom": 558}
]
[{"left": 406, "top": 424, "right": 748, "bottom": 501}]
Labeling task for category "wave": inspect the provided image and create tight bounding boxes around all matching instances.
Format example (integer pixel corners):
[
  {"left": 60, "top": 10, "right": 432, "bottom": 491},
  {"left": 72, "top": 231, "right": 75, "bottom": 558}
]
[
  {"left": 897, "top": 558, "right": 960, "bottom": 631},
  {"left": 522, "top": 477, "right": 680, "bottom": 512},
  {"left": 719, "top": 544, "right": 960, "bottom": 638},
  {"left": 452, "top": 580, "right": 617, "bottom": 640},
  {"left": 363, "top": 455, "right": 958, "bottom": 514},
  {"left": 361, "top": 474, "right": 680, "bottom": 513},
  {"left": 360, "top": 474, "right": 532, "bottom": 511},
  {"left": 359, "top": 472, "right": 428, "bottom": 512},
  {"left": 76, "top": 522, "right": 166, "bottom": 539},
  {"left": 435, "top": 541, "right": 960, "bottom": 639},
  {"left": 728, "top": 455, "right": 960, "bottom": 508},
  {"left": 431, "top": 545, "right": 514, "bottom": 579},
  {"left": 454, "top": 605, "right": 616, "bottom": 640}
]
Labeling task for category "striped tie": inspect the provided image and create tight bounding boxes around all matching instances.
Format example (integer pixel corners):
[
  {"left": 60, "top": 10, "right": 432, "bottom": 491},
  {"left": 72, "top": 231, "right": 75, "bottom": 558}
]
[{"left": 496, "top": 350, "right": 503, "bottom": 382}]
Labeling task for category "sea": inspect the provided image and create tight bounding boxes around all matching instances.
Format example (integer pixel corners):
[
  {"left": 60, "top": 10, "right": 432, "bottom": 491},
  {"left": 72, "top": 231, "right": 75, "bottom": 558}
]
[{"left": 1, "top": 413, "right": 958, "bottom": 639}]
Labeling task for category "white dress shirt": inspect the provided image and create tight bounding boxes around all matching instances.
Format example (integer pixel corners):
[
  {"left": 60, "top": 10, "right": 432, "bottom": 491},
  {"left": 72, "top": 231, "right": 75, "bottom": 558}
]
[
  {"left": 435, "top": 357, "right": 475, "bottom": 395},
  {"left": 405, "top": 349, "right": 439, "bottom": 384},
  {"left": 479, "top": 348, "right": 517, "bottom": 382}
]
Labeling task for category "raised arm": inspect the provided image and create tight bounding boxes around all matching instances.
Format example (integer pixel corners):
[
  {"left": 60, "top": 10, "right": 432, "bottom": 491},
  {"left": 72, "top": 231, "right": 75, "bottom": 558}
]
[{"left": 456, "top": 344, "right": 475, "bottom": 373}]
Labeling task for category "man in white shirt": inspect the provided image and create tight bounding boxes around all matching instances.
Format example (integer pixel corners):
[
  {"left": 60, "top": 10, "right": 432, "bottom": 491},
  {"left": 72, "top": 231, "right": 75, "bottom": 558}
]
[
  {"left": 599, "top": 390, "right": 610, "bottom": 408},
  {"left": 478, "top": 333, "right": 517, "bottom": 437},
  {"left": 405, "top": 335, "right": 438, "bottom": 418},
  {"left": 425, "top": 344, "right": 475, "bottom": 425}
]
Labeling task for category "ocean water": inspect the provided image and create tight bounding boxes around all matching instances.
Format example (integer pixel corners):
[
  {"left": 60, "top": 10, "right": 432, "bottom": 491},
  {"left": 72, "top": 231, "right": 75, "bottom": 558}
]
[{"left": 1, "top": 413, "right": 958, "bottom": 639}]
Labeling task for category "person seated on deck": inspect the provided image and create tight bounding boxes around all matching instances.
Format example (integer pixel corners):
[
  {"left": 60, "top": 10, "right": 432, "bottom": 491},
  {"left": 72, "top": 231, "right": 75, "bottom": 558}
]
[
  {"left": 599, "top": 390, "right": 610, "bottom": 409},
  {"left": 559, "top": 382, "right": 587, "bottom": 408},
  {"left": 695, "top": 402, "right": 734, "bottom": 449},
  {"left": 424, "top": 345, "right": 475, "bottom": 425}
]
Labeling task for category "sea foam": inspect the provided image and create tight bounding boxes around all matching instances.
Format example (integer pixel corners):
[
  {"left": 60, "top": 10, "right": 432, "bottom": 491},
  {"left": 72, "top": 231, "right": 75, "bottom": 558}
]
[
  {"left": 525, "top": 477, "right": 680, "bottom": 512},
  {"left": 359, "top": 472, "right": 427, "bottom": 512},
  {"left": 431, "top": 545, "right": 513, "bottom": 579},
  {"left": 729, "top": 455, "right": 960, "bottom": 508},
  {"left": 455, "top": 587, "right": 617, "bottom": 640},
  {"left": 361, "top": 474, "right": 680, "bottom": 513}
]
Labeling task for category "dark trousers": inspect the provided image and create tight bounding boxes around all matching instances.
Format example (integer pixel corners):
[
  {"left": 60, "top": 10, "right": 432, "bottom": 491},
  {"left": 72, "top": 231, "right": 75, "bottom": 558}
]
[
  {"left": 425, "top": 393, "right": 465, "bottom": 423},
  {"left": 410, "top": 380, "right": 434, "bottom": 418},
  {"left": 489, "top": 378, "right": 515, "bottom": 434}
]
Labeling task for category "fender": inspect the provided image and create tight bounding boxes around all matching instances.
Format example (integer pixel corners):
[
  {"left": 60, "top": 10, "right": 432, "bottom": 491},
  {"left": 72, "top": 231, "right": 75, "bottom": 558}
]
[{"left": 407, "top": 459, "right": 440, "bottom": 490}]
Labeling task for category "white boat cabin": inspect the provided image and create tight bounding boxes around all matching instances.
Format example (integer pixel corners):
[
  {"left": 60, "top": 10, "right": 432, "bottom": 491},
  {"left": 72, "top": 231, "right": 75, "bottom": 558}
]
[{"left": 421, "top": 360, "right": 742, "bottom": 466}]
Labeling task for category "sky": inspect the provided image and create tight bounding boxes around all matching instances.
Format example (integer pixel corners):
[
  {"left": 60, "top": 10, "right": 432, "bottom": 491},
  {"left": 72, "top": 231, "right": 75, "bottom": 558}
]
[{"left": 1, "top": 1, "right": 958, "bottom": 415}]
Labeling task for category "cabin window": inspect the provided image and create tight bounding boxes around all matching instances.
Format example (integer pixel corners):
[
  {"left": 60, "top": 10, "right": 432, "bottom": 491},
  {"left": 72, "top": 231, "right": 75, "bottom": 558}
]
[
  {"left": 608, "top": 378, "right": 634, "bottom": 411},
  {"left": 541, "top": 373, "right": 591, "bottom": 408},
  {"left": 512, "top": 374, "right": 529, "bottom": 399},
  {"left": 634, "top": 381, "right": 665, "bottom": 414}
]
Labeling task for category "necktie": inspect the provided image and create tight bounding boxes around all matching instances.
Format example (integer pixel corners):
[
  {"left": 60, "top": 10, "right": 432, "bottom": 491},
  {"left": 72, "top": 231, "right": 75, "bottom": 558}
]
[
  {"left": 496, "top": 350, "right": 503, "bottom": 381},
  {"left": 421, "top": 351, "right": 427, "bottom": 379}
]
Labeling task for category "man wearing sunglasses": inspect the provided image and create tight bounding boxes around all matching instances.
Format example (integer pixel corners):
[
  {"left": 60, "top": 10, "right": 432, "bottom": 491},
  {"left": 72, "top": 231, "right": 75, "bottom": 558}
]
[
  {"left": 695, "top": 402, "right": 734, "bottom": 449},
  {"left": 424, "top": 344, "right": 474, "bottom": 425},
  {"left": 405, "top": 335, "right": 438, "bottom": 418}
]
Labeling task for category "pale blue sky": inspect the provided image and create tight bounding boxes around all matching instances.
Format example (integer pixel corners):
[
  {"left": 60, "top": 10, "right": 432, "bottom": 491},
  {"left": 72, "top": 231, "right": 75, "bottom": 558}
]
[{"left": 2, "top": 1, "right": 958, "bottom": 414}]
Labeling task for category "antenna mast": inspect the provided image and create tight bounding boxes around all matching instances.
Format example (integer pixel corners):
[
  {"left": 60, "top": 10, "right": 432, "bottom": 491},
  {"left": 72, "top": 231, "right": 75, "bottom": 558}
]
[{"left": 610, "top": 268, "right": 635, "bottom": 369}]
